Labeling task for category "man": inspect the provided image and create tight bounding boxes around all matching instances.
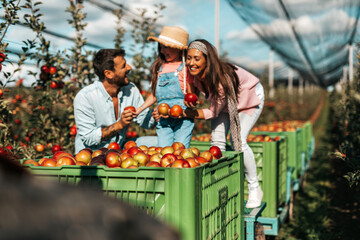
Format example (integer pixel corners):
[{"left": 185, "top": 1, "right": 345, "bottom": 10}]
[{"left": 74, "top": 49, "right": 156, "bottom": 154}]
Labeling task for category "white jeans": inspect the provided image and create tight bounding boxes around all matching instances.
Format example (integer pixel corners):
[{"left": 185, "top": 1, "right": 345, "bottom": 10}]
[{"left": 211, "top": 83, "right": 265, "bottom": 188}]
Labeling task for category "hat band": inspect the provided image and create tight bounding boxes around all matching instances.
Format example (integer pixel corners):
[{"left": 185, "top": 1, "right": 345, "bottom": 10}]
[{"left": 159, "top": 35, "right": 185, "bottom": 47}]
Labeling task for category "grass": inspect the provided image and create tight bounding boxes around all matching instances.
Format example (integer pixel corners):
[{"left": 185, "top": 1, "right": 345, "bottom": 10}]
[{"left": 274, "top": 95, "right": 360, "bottom": 240}]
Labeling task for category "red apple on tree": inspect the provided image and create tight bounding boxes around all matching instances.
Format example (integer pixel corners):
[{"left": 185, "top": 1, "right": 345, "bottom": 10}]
[
  {"left": 209, "top": 146, "right": 222, "bottom": 159},
  {"left": 184, "top": 93, "right": 198, "bottom": 104}
]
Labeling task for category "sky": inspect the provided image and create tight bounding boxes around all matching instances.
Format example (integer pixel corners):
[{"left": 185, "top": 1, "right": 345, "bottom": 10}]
[{"left": 2, "top": 0, "right": 360, "bottom": 87}]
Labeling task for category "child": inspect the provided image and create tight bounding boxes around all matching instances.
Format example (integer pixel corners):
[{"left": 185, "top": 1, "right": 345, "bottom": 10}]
[{"left": 136, "top": 26, "right": 195, "bottom": 148}]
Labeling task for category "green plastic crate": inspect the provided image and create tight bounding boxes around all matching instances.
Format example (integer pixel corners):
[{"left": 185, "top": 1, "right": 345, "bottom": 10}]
[
  {"left": 245, "top": 136, "right": 287, "bottom": 218},
  {"left": 252, "top": 130, "right": 302, "bottom": 180},
  {"left": 22, "top": 152, "right": 244, "bottom": 240},
  {"left": 303, "top": 121, "right": 314, "bottom": 160},
  {"left": 191, "top": 137, "right": 287, "bottom": 218}
]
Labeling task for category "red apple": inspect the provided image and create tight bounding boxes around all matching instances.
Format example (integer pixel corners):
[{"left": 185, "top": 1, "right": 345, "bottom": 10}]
[
  {"left": 160, "top": 146, "right": 174, "bottom": 155},
  {"left": 24, "top": 159, "right": 40, "bottom": 166},
  {"left": 138, "top": 145, "right": 149, "bottom": 153},
  {"left": 199, "top": 151, "right": 213, "bottom": 162},
  {"left": 57, "top": 156, "right": 76, "bottom": 166},
  {"left": 190, "top": 147, "right": 200, "bottom": 157},
  {"left": 160, "top": 153, "right": 177, "bottom": 167},
  {"left": 149, "top": 153, "right": 163, "bottom": 163},
  {"left": 180, "top": 148, "right": 195, "bottom": 159},
  {"left": 35, "top": 143, "right": 45, "bottom": 153},
  {"left": 120, "top": 152, "right": 132, "bottom": 161},
  {"left": 49, "top": 66, "right": 57, "bottom": 75},
  {"left": 195, "top": 156, "right": 209, "bottom": 164},
  {"left": 170, "top": 159, "right": 190, "bottom": 168},
  {"left": 133, "top": 152, "right": 149, "bottom": 166},
  {"left": 90, "top": 155, "right": 106, "bottom": 166},
  {"left": 124, "top": 140, "right": 137, "bottom": 150},
  {"left": 51, "top": 144, "right": 63, "bottom": 154},
  {"left": 127, "top": 146, "right": 143, "bottom": 156},
  {"left": 75, "top": 149, "right": 93, "bottom": 165},
  {"left": 76, "top": 161, "right": 87, "bottom": 166},
  {"left": 121, "top": 158, "right": 138, "bottom": 168},
  {"left": 184, "top": 93, "right": 198, "bottom": 104},
  {"left": 124, "top": 106, "right": 136, "bottom": 112},
  {"left": 186, "top": 157, "right": 200, "bottom": 168},
  {"left": 105, "top": 151, "right": 121, "bottom": 168},
  {"left": 147, "top": 149, "right": 158, "bottom": 156},
  {"left": 172, "top": 142, "right": 185, "bottom": 151},
  {"left": 41, "top": 158, "right": 57, "bottom": 167},
  {"left": 146, "top": 161, "right": 161, "bottom": 167},
  {"left": 41, "top": 65, "right": 50, "bottom": 74},
  {"left": 108, "top": 141, "right": 121, "bottom": 151},
  {"left": 157, "top": 103, "right": 170, "bottom": 115},
  {"left": 169, "top": 105, "right": 183, "bottom": 118},
  {"left": 92, "top": 149, "right": 104, "bottom": 158},
  {"left": 209, "top": 146, "right": 222, "bottom": 159}
]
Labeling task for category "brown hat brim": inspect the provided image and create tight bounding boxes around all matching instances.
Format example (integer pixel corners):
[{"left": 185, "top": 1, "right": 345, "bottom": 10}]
[{"left": 147, "top": 36, "right": 188, "bottom": 50}]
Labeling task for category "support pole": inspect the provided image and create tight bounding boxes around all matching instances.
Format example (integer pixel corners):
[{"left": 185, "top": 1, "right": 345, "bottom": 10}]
[
  {"left": 215, "top": 0, "right": 220, "bottom": 52},
  {"left": 269, "top": 49, "right": 274, "bottom": 99},
  {"left": 288, "top": 68, "right": 293, "bottom": 95},
  {"left": 349, "top": 44, "right": 353, "bottom": 82}
]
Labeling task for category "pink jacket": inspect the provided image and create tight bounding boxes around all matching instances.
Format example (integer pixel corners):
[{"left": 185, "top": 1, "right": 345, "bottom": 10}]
[{"left": 194, "top": 65, "right": 261, "bottom": 120}]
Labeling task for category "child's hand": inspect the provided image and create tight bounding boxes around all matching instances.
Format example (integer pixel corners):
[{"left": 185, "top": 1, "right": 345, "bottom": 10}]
[{"left": 152, "top": 108, "right": 161, "bottom": 122}]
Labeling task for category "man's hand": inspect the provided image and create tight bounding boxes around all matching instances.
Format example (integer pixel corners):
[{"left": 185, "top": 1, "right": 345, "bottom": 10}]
[{"left": 120, "top": 108, "right": 136, "bottom": 126}]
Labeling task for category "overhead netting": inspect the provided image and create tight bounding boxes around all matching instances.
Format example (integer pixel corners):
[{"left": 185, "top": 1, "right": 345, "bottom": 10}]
[{"left": 226, "top": 0, "right": 360, "bottom": 87}]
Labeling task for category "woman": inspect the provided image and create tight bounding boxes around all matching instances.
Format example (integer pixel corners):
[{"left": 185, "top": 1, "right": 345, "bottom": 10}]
[{"left": 183, "top": 39, "right": 265, "bottom": 208}]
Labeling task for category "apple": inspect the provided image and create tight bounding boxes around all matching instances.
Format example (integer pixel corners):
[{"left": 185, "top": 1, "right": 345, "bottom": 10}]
[
  {"left": 108, "top": 141, "right": 121, "bottom": 151},
  {"left": 176, "top": 154, "right": 184, "bottom": 160},
  {"left": 186, "top": 157, "right": 199, "bottom": 168},
  {"left": 56, "top": 152, "right": 75, "bottom": 161},
  {"left": 148, "top": 146, "right": 156, "bottom": 151},
  {"left": 149, "top": 153, "right": 163, "bottom": 164},
  {"left": 121, "top": 158, "right": 138, "bottom": 168},
  {"left": 147, "top": 149, "right": 158, "bottom": 156},
  {"left": 170, "top": 159, "right": 190, "bottom": 168},
  {"left": 124, "top": 106, "right": 136, "bottom": 112},
  {"left": 0, "top": 89, "right": 3, "bottom": 98},
  {"left": 90, "top": 155, "right": 106, "bottom": 166},
  {"left": 160, "top": 153, "right": 177, "bottom": 167},
  {"left": 50, "top": 81, "right": 58, "bottom": 89},
  {"left": 92, "top": 149, "right": 104, "bottom": 158},
  {"left": 160, "top": 146, "right": 174, "bottom": 155},
  {"left": 119, "top": 152, "right": 132, "bottom": 161},
  {"left": 199, "top": 151, "right": 213, "bottom": 162},
  {"left": 38, "top": 157, "right": 51, "bottom": 165},
  {"left": 75, "top": 149, "right": 92, "bottom": 165},
  {"left": 41, "top": 158, "right": 57, "bottom": 167},
  {"left": 57, "top": 156, "right": 76, "bottom": 166},
  {"left": 190, "top": 147, "right": 200, "bottom": 157},
  {"left": 184, "top": 93, "right": 198, "bottom": 104},
  {"left": 127, "top": 146, "right": 143, "bottom": 156},
  {"left": 157, "top": 103, "right": 170, "bottom": 115},
  {"left": 49, "top": 66, "right": 57, "bottom": 75},
  {"left": 209, "top": 146, "right": 222, "bottom": 159},
  {"left": 133, "top": 152, "right": 149, "bottom": 166},
  {"left": 172, "top": 142, "right": 185, "bottom": 151},
  {"left": 180, "top": 148, "right": 195, "bottom": 159},
  {"left": 124, "top": 140, "right": 137, "bottom": 150},
  {"left": 169, "top": 105, "right": 183, "bottom": 118},
  {"left": 105, "top": 151, "right": 121, "bottom": 168},
  {"left": 41, "top": 65, "right": 50, "bottom": 74},
  {"left": 155, "top": 147, "right": 163, "bottom": 152},
  {"left": 173, "top": 149, "right": 183, "bottom": 156},
  {"left": 76, "top": 161, "right": 87, "bottom": 166},
  {"left": 146, "top": 161, "right": 161, "bottom": 167},
  {"left": 51, "top": 144, "right": 63, "bottom": 154},
  {"left": 138, "top": 145, "right": 149, "bottom": 153},
  {"left": 35, "top": 143, "right": 45, "bottom": 153},
  {"left": 23, "top": 159, "right": 40, "bottom": 166},
  {"left": 195, "top": 156, "right": 209, "bottom": 164},
  {"left": 127, "top": 165, "right": 139, "bottom": 169}
]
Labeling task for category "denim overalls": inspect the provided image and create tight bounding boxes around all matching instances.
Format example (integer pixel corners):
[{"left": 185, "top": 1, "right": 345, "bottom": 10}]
[{"left": 155, "top": 62, "right": 194, "bottom": 148}]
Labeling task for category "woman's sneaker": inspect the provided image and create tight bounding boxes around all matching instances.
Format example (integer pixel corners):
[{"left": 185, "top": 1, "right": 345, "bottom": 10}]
[{"left": 246, "top": 186, "right": 263, "bottom": 208}]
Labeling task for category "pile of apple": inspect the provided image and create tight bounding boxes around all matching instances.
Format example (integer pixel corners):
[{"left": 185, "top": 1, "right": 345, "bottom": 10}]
[
  {"left": 247, "top": 134, "right": 281, "bottom": 142},
  {"left": 252, "top": 120, "right": 305, "bottom": 132},
  {"left": 23, "top": 141, "right": 223, "bottom": 169}
]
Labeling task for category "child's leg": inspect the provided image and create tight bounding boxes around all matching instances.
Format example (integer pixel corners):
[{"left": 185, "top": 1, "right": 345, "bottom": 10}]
[
  {"left": 173, "top": 118, "right": 194, "bottom": 148},
  {"left": 156, "top": 118, "right": 175, "bottom": 147}
]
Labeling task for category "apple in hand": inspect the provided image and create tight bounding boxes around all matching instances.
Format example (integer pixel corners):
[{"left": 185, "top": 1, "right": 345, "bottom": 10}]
[
  {"left": 124, "top": 106, "right": 136, "bottom": 112},
  {"left": 209, "top": 146, "right": 222, "bottom": 159},
  {"left": 160, "top": 153, "right": 177, "bottom": 167},
  {"left": 158, "top": 103, "right": 170, "bottom": 116},
  {"left": 184, "top": 93, "right": 198, "bottom": 104},
  {"left": 170, "top": 159, "right": 190, "bottom": 168},
  {"left": 169, "top": 105, "right": 183, "bottom": 118}
]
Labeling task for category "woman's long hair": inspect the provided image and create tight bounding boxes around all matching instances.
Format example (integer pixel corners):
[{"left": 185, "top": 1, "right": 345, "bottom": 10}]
[
  {"left": 192, "top": 39, "right": 240, "bottom": 102},
  {"left": 149, "top": 43, "right": 186, "bottom": 96}
]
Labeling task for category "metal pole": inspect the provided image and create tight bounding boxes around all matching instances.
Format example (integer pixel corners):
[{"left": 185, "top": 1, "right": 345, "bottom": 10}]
[
  {"left": 349, "top": 44, "right": 353, "bottom": 82},
  {"left": 288, "top": 68, "right": 293, "bottom": 95},
  {"left": 215, "top": 0, "right": 220, "bottom": 52},
  {"left": 269, "top": 49, "right": 274, "bottom": 98}
]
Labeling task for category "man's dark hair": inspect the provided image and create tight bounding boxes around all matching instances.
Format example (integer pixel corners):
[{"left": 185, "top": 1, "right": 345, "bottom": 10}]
[{"left": 93, "top": 49, "right": 126, "bottom": 81}]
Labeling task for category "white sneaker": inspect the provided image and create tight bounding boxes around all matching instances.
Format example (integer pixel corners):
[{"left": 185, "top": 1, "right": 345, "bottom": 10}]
[{"left": 246, "top": 186, "right": 263, "bottom": 208}]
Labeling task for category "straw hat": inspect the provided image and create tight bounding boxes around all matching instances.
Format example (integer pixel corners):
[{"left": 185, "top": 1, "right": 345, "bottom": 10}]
[{"left": 148, "top": 26, "right": 189, "bottom": 50}]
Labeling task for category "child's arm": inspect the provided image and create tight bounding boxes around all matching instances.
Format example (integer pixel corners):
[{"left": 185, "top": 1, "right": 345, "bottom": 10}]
[{"left": 135, "top": 93, "right": 157, "bottom": 116}]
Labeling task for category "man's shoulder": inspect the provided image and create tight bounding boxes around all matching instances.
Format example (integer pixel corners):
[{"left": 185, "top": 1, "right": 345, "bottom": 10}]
[
  {"left": 121, "top": 82, "right": 140, "bottom": 93},
  {"left": 74, "top": 81, "right": 102, "bottom": 101}
]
